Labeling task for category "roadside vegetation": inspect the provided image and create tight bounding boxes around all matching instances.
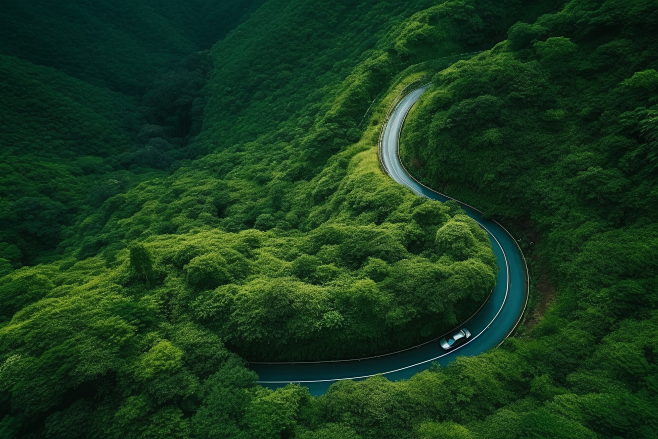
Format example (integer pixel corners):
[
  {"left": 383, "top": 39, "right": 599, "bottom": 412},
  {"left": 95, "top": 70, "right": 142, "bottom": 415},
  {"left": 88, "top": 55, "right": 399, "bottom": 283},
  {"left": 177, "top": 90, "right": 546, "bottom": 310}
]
[{"left": 2, "top": 0, "right": 657, "bottom": 438}]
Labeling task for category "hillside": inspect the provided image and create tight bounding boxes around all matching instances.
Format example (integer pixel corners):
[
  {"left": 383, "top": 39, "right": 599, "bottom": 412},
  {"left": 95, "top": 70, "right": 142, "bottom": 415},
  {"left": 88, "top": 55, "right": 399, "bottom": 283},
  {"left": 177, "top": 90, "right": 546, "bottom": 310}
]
[
  {"left": 398, "top": 0, "right": 658, "bottom": 436},
  {"left": 0, "top": 0, "right": 265, "bottom": 93},
  {"left": 0, "top": 0, "right": 259, "bottom": 267},
  {"left": 2, "top": 0, "right": 657, "bottom": 438},
  {"left": 0, "top": 54, "right": 156, "bottom": 266}
]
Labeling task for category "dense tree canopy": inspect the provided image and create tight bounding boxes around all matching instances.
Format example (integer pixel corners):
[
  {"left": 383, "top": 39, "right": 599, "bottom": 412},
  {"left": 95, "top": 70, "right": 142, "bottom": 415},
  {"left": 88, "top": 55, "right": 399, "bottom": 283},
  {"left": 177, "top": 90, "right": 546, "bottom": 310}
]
[
  {"left": 3, "top": 0, "right": 658, "bottom": 437},
  {"left": 0, "top": 0, "right": 265, "bottom": 94}
]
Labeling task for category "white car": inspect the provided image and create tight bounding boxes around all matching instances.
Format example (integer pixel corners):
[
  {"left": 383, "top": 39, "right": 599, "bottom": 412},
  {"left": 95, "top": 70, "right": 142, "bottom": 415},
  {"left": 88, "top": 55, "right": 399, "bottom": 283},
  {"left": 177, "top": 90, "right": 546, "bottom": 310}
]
[{"left": 440, "top": 328, "right": 472, "bottom": 351}]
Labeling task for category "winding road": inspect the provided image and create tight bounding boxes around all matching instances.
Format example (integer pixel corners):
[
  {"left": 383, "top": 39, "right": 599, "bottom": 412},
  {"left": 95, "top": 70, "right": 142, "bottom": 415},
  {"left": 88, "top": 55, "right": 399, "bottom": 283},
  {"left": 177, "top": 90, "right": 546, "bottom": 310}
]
[{"left": 249, "top": 87, "right": 528, "bottom": 396}]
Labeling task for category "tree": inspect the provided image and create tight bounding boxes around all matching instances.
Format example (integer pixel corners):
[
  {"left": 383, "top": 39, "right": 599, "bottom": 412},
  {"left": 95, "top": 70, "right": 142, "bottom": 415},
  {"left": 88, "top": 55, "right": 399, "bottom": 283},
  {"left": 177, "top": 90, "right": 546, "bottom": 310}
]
[
  {"left": 417, "top": 422, "right": 473, "bottom": 439},
  {"left": 192, "top": 357, "right": 257, "bottom": 439},
  {"left": 0, "top": 267, "right": 55, "bottom": 322},
  {"left": 534, "top": 37, "right": 578, "bottom": 71},
  {"left": 297, "top": 423, "right": 362, "bottom": 439},
  {"left": 130, "top": 243, "right": 157, "bottom": 286},
  {"left": 435, "top": 219, "right": 478, "bottom": 261},
  {"left": 185, "top": 253, "right": 231, "bottom": 290},
  {"left": 507, "top": 22, "right": 547, "bottom": 50},
  {"left": 244, "top": 385, "right": 310, "bottom": 439},
  {"left": 292, "top": 254, "right": 321, "bottom": 281},
  {"left": 0, "top": 258, "right": 13, "bottom": 278},
  {"left": 14, "top": 197, "right": 66, "bottom": 243}
]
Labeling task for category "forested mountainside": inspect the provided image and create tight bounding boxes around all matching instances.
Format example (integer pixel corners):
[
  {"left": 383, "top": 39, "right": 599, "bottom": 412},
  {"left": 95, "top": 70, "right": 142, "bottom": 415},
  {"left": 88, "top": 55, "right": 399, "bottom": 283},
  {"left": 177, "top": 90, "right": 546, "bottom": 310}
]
[
  {"left": 0, "top": 0, "right": 265, "bottom": 93},
  {"left": 397, "top": 0, "right": 658, "bottom": 436},
  {"left": 2, "top": 0, "right": 657, "bottom": 438},
  {"left": 0, "top": 0, "right": 246, "bottom": 266}
]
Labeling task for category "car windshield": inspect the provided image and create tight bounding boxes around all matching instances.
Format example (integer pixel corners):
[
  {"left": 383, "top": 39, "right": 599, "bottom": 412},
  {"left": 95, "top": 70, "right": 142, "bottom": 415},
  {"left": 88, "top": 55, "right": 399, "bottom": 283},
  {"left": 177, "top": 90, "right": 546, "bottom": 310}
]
[{"left": 448, "top": 338, "right": 455, "bottom": 345}]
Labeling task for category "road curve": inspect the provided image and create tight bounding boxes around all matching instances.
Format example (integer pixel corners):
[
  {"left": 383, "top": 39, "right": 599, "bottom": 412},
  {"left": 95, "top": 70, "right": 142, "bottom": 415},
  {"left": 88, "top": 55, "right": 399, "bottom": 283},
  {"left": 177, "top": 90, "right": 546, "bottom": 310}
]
[{"left": 249, "top": 87, "right": 528, "bottom": 396}]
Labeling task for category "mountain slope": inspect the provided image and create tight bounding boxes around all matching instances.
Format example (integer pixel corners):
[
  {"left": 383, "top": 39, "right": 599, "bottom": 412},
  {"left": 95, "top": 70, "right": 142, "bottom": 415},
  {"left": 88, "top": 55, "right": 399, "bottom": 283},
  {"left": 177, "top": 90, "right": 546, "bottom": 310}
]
[
  {"left": 0, "top": 0, "right": 265, "bottom": 93},
  {"left": 5, "top": 0, "right": 652, "bottom": 438},
  {"left": 0, "top": 54, "right": 156, "bottom": 266}
]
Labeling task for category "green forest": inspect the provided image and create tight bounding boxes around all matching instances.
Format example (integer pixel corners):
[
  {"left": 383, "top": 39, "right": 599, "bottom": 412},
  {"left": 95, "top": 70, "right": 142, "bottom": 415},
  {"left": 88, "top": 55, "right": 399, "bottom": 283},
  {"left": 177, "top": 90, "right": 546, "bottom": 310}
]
[{"left": 1, "top": 0, "right": 657, "bottom": 438}]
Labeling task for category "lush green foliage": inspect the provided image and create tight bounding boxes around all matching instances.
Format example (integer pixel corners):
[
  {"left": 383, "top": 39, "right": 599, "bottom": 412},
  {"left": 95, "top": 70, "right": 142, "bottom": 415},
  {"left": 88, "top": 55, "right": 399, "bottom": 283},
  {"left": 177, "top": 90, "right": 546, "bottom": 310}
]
[
  {"left": 201, "top": 0, "right": 566, "bottom": 172},
  {"left": 396, "top": 0, "right": 658, "bottom": 437},
  {"left": 1, "top": 124, "right": 497, "bottom": 362},
  {"left": 0, "top": 54, "right": 151, "bottom": 266},
  {"left": 0, "top": 51, "right": 210, "bottom": 266},
  {"left": 1, "top": 0, "right": 528, "bottom": 434},
  {"left": 0, "top": 0, "right": 265, "bottom": 93},
  {"left": 0, "top": 0, "right": 237, "bottom": 266},
  {"left": 4, "top": 0, "right": 657, "bottom": 438}
]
